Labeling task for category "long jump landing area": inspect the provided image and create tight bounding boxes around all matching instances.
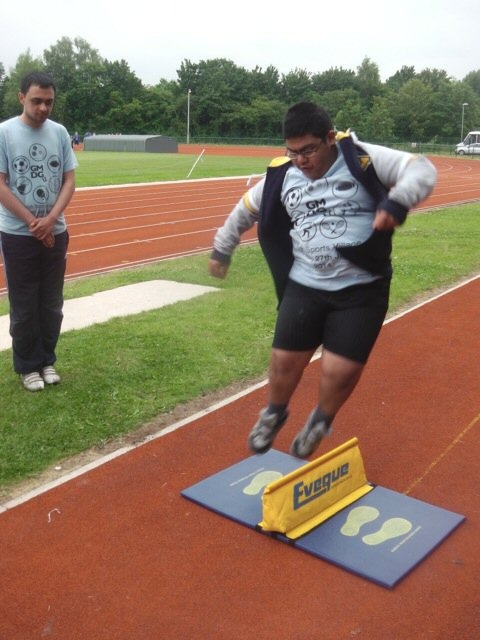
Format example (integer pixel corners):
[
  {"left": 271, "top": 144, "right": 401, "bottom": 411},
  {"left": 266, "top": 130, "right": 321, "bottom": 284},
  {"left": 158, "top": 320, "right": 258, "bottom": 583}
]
[{"left": 0, "top": 276, "right": 478, "bottom": 639}]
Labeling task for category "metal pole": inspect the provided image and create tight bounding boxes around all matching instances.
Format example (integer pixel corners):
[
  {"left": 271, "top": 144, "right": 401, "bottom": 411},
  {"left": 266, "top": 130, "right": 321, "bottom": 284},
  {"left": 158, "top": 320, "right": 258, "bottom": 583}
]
[
  {"left": 187, "top": 89, "right": 191, "bottom": 144},
  {"left": 461, "top": 102, "right": 468, "bottom": 142}
]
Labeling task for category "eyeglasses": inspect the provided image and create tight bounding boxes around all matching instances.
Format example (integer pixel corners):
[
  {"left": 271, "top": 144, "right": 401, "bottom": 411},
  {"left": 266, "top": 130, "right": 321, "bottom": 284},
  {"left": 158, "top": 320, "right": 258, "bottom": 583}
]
[{"left": 285, "top": 142, "right": 323, "bottom": 160}]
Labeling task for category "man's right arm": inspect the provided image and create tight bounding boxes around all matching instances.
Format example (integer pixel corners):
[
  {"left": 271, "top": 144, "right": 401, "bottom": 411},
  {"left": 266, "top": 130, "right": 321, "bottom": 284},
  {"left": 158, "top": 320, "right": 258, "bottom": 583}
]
[
  {"left": 0, "top": 173, "right": 36, "bottom": 227},
  {"left": 0, "top": 174, "right": 55, "bottom": 247},
  {"left": 209, "top": 178, "right": 265, "bottom": 279}
]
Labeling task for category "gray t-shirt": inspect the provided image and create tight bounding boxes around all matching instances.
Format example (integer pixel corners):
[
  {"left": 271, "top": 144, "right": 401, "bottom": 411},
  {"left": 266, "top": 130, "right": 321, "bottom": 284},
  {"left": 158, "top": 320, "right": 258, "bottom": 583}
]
[
  {"left": 0, "top": 116, "right": 78, "bottom": 235},
  {"left": 281, "top": 148, "right": 379, "bottom": 290},
  {"left": 212, "top": 134, "right": 436, "bottom": 292}
]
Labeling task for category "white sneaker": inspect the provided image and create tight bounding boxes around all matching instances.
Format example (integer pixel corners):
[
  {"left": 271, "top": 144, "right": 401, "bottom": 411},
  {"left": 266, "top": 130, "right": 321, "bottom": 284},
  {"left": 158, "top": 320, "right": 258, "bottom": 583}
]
[
  {"left": 248, "top": 407, "right": 289, "bottom": 454},
  {"left": 42, "top": 365, "right": 61, "bottom": 385},
  {"left": 290, "top": 410, "right": 332, "bottom": 458},
  {"left": 21, "top": 372, "right": 44, "bottom": 392}
]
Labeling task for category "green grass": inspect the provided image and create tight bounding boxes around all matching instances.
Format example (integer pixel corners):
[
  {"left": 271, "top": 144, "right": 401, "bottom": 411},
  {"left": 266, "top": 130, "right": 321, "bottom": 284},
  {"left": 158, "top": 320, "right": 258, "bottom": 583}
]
[
  {"left": 390, "top": 206, "right": 480, "bottom": 307},
  {"left": 74, "top": 150, "right": 279, "bottom": 187},
  {"left": 0, "top": 154, "right": 479, "bottom": 492},
  {"left": 0, "top": 249, "right": 277, "bottom": 489}
]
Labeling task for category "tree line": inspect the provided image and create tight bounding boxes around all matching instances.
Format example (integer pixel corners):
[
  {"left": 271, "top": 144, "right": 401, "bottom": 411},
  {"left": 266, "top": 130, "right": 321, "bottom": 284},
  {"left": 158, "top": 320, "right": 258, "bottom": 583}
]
[{"left": 1, "top": 36, "right": 479, "bottom": 145}]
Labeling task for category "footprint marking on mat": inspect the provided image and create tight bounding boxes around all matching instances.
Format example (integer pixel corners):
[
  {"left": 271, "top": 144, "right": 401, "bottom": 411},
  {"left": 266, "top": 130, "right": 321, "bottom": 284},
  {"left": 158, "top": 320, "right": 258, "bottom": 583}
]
[
  {"left": 340, "top": 506, "right": 380, "bottom": 536},
  {"left": 242, "top": 470, "right": 283, "bottom": 495},
  {"left": 361, "top": 517, "right": 413, "bottom": 546}
]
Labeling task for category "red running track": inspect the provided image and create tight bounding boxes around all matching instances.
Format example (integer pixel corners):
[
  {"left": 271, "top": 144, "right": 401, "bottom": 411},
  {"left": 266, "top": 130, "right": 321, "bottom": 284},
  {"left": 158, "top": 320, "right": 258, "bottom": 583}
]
[{"left": 0, "top": 276, "right": 479, "bottom": 639}]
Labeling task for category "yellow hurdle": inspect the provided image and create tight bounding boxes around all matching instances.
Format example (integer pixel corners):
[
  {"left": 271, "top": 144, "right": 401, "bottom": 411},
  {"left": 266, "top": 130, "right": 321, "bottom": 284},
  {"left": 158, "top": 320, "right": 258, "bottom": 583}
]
[{"left": 259, "top": 438, "right": 374, "bottom": 539}]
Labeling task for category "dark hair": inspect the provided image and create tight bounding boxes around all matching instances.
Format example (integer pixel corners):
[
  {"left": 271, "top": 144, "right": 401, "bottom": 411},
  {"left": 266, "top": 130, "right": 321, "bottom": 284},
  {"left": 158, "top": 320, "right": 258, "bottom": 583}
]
[
  {"left": 283, "top": 101, "right": 333, "bottom": 140},
  {"left": 20, "top": 71, "right": 56, "bottom": 95}
]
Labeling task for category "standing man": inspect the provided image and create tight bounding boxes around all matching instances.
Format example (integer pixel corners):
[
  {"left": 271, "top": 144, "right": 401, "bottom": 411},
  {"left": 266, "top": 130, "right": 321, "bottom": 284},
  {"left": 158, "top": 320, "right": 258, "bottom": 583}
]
[
  {"left": 0, "top": 71, "right": 78, "bottom": 391},
  {"left": 209, "top": 102, "right": 436, "bottom": 458}
]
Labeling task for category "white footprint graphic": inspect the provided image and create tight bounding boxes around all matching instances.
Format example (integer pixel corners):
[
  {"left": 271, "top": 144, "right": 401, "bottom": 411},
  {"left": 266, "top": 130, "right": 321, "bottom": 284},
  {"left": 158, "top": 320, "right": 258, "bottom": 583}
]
[
  {"left": 242, "top": 470, "right": 283, "bottom": 495},
  {"left": 362, "top": 517, "right": 413, "bottom": 546},
  {"left": 340, "top": 506, "right": 380, "bottom": 536}
]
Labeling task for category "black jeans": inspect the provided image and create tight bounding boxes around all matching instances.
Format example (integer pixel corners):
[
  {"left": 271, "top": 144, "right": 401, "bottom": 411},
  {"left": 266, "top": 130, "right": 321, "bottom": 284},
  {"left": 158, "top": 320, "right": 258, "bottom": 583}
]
[{"left": 0, "top": 231, "right": 69, "bottom": 374}]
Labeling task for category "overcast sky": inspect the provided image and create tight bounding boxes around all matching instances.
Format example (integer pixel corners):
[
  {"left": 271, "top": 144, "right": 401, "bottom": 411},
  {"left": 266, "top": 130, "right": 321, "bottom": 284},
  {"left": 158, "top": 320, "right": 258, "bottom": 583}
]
[{"left": 1, "top": 0, "right": 478, "bottom": 86}]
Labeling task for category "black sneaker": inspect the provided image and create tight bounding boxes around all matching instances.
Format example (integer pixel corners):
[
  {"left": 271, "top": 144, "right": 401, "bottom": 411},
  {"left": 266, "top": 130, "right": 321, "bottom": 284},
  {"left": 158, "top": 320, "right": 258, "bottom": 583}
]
[
  {"left": 248, "top": 408, "right": 289, "bottom": 454},
  {"left": 290, "top": 410, "right": 332, "bottom": 458}
]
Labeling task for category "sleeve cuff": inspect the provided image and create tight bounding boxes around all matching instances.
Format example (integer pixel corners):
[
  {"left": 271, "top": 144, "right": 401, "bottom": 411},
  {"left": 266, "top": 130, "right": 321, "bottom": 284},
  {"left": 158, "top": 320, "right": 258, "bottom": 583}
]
[
  {"left": 378, "top": 198, "right": 408, "bottom": 225},
  {"left": 210, "top": 249, "right": 231, "bottom": 264}
]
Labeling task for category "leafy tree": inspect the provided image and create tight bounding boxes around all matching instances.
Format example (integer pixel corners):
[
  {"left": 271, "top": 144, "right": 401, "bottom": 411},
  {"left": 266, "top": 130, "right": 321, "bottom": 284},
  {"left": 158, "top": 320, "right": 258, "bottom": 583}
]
[
  {"left": 104, "top": 60, "right": 144, "bottom": 100},
  {"left": 280, "top": 68, "right": 313, "bottom": 103},
  {"left": 311, "top": 67, "right": 356, "bottom": 93},
  {"left": 3, "top": 36, "right": 480, "bottom": 144},
  {"left": 142, "top": 81, "right": 179, "bottom": 135},
  {"left": 334, "top": 97, "right": 369, "bottom": 134},
  {"left": 91, "top": 60, "right": 146, "bottom": 133},
  {"left": 417, "top": 68, "right": 451, "bottom": 91},
  {"left": 308, "top": 88, "right": 360, "bottom": 125},
  {"left": 355, "top": 57, "right": 383, "bottom": 108},
  {"left": 362, "top": 96, "right": 396, "bottom": 142},
  {"left": 176, "top": 58, "right": 252, "bottom": 136},
  {"left": 249, "top": 65, "right": 282, "bottom": 100},
  {"left": 463, "top": 70, "right": 480, "bottom": 97},
  {"left": 389, "top": 79, "right": 434, "bottom": 141},
  {"left": 2, "top": 50, "right": 45, "bottom": 118},
  {"left": 43, "top": 37, "right": 103, "bottom": 90},
  {"left": 100, "top": 97, "right": 145, "bottom": 133},
  {"left": 385, "top": 66, "right": 416, "bottom": 91},
  {"left": 43, "top": 37, "right": 80, "bottom": 90},
  {"left": 424, "top": 80, "right": 464, "bottom": 140},
  {"left": 42, "top": 39, "right": 146, "bottom": 135},
  {"left": 43, "top": 37, "right": 105, "bottom": 132},
  {"left": 448, "top": 85, "right": 480, "bottom": 140},
  {"left": 59, "top": 59, "right": 107, "bottom": 133},
  {"left": 228, "top": 97, "right": 285, "bottom": 139}
]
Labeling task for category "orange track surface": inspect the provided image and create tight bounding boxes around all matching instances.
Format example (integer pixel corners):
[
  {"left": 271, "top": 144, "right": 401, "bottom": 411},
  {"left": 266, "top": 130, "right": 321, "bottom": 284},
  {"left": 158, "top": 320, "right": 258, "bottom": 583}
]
[
  {"left": 0, "top": 147, "right": 479, "bottom": 639},
  {"left": 0, "top": 277, "right": 478, "bottom": 639}
]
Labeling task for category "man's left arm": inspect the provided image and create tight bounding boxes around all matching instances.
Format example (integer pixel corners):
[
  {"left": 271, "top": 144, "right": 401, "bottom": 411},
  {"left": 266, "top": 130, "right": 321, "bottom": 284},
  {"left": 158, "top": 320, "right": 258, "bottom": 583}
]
[{"left": 361, "top": 143, "right": 437, "bottom": 231}]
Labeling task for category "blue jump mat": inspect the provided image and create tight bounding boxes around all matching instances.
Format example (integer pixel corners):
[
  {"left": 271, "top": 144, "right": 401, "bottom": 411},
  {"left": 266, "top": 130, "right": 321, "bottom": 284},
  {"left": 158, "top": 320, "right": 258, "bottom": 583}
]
[{"left": 181, "top": 449, "right": 465, "bottom": 588}]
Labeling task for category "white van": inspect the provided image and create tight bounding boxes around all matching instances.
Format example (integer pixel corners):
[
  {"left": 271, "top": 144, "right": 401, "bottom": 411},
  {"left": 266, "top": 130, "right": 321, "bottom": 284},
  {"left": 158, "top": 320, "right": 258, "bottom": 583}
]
[{"left": 455, "top": 131, "right": 480, "bottom": 155}]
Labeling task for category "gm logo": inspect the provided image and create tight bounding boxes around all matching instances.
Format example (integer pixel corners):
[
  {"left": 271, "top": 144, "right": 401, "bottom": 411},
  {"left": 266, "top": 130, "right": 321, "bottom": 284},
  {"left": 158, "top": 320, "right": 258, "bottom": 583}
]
[{"left": 293, "top": 464, "right": 350, "bottom": 510}]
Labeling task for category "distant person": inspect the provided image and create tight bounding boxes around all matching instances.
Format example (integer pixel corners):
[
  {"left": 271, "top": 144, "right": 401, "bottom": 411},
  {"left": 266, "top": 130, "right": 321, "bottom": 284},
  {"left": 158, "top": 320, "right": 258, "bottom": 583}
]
[
  {"left": 209, "top": 101, "right": 436, "bottom": 458},
  {"left": 0, "top": 71, "right": 78, "bottom": 391}
]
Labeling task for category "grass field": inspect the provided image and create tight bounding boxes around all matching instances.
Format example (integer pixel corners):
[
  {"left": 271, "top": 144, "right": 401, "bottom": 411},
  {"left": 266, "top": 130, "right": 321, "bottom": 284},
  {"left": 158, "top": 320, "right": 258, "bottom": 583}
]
[
  {"left": 0, "top": 153, "right": 479, "bottom": 494},
  {"left": 74, "top": 150, "right": 278, "bottom": 186}
]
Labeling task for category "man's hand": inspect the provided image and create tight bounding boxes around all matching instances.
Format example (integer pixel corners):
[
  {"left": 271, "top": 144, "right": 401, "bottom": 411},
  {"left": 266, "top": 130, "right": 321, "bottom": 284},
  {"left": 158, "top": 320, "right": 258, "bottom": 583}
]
[
  {"left": 42, "top": 233, "right": 55, "bottom": 248},
  {"left": 29, "top": 218, "right": 55, "bottom": 247},
  {"left": 209, "top": 259, "right": 229, "bottom": 279},
  {"left": 372, "top": 209, "right": 399, "bottom": 231}
]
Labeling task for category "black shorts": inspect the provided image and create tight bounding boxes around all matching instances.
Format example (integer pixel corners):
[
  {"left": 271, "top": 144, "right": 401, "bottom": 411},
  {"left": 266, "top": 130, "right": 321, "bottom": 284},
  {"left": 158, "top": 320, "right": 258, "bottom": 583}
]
[{"left": 272, "top": 278, "right": 390, "bottom": 364}]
